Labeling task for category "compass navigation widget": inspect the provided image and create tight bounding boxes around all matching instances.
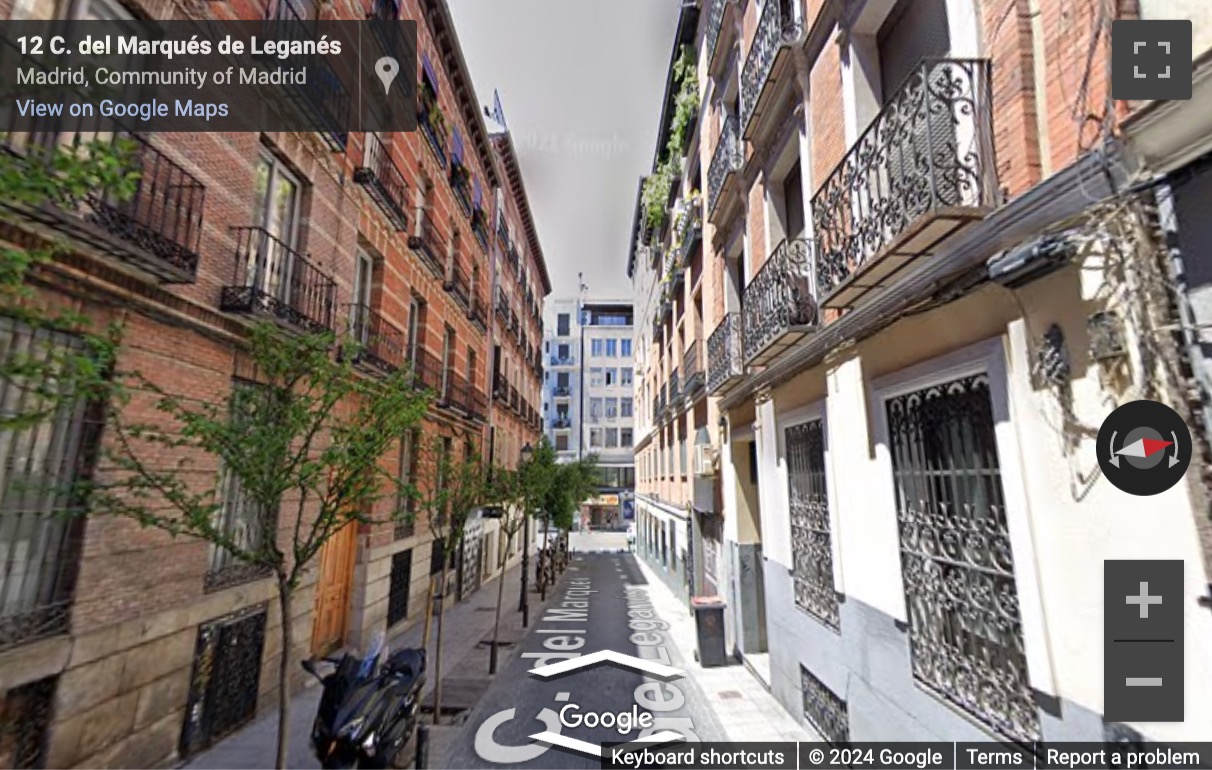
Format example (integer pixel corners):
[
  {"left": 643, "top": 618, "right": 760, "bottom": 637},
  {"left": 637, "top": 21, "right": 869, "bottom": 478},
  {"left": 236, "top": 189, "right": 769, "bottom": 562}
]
[{"left": 1097, "top": 399, "right": 1192, "bottom": 496}]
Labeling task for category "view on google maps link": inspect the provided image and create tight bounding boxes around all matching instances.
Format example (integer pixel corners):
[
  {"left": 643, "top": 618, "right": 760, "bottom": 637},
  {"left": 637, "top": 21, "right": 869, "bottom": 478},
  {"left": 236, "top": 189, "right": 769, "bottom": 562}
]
[{"left": 3, "top": 0, "right": 1212, "bottom": 768}]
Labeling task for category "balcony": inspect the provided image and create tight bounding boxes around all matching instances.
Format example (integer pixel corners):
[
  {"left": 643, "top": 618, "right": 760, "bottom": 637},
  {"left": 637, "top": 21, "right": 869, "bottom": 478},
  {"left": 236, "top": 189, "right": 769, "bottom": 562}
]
[
  {"left": 410, "top": 347, "right": 445, "bottom": 395},
  {"left": 469, "top": 290, "right": 487, "bottom": 332},
  {"left": 417, "top": 78, "right": 448, "bottom": 168},
  {"left": 706, "top": 313, "right": 744, "bottom": 396},
  {"left": 450, "top": 165, "right": 473, "bottom": 218},
  {"left": 669, "top": 368, "right": 681, "bottom": 404},
  {"left": 408, "top": 210, "right": 447, "bottom": 279},
  {"left": 443, "top": 260, "right": 471, "bottom": 311},
  {"left": 707, "top": 115, "right": 743, "bottom": 222},
  {"left": 683, "top": 340, "right": 704, "bottom": 395},
  {"left": 553, "top": 385, "right": 572, "bottom": 398},
  {"left": 674, "top": 200, "right": 703, "bottom": 267},
  {"left": 508, "top": 310, "right": 520, "bottom": 341},
  {"left": 812, "top": 59, "right": 996, "bottom": 310},
  {"left": 509, "top": 384, "right": 520, "bottom": 413},
  {"left": 553, "top": 416, "right": 572, "bottom": 429},
  {"left": 493, "top": 378, "right": 509, "bottom": 405},
  {"left": 220, "top": 227, "right": 336, "bottom": 333},
  {"left": 471, "top": 210, "right": 490, "bottom": 252},
  {"left": 467, "top": 387, "right": 487, "bottom": 422},
  {"left": 348, "top": 304, "right": 405, "bottom": 373},
  {"left": 261, "top": 1, "right": 351, "bottom": 151},
  {"left": 495, "top": 286, "right": 510, "bottom": 323},
  {"left": 742, "top": 238, "right": 819, "bottom": 366},
  {"left": 3, "top": 119, "right": 206, "bottom": 283},
  {"left": 354, "top": 135, "right": 409, "bottom": 231},
  {"left": 740, "top": 0, "right": 803, "bottom": 139}
]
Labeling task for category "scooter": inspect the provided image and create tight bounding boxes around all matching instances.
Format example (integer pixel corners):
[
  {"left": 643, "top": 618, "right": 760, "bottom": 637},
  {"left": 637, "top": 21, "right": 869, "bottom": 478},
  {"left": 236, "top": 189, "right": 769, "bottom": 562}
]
[{"left": 302, "top": 631, "right": 427, "bottom": 769}]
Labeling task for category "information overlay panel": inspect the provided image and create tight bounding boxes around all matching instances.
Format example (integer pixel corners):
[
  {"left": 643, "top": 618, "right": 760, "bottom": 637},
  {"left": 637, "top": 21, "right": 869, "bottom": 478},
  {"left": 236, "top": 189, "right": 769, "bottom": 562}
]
[
  {"left": 600, "top": 742, "right": 1212, "bottom": 770},
  {"left": 0, "top": 19, "right": 416, "bottom": 134}
]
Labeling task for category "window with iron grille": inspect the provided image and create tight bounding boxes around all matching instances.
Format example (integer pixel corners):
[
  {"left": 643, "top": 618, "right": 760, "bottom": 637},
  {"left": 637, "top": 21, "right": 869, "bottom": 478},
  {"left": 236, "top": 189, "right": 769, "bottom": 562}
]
[
  {"left": 785, "top": 419, "right": 839, "bottom": 630},
  {"left": 885, "top": 372, "right": 1038, "bottom": 744},
  {"left": 0, "top": 317, "right": 100, "bottom": 651},
  {"left": 395, "top": 430, "right": 419, "bottom": 539},
  {"left": 800, "top": 665, "right": 849, "bottom": 745},
  {"left": 0, "top": 676, "right": 56, "bottom": 769},
  {"left": 206, "top": 380, "right": 278, "bottom": 591},
  {"left": 387, "top": 549, "right": 412, "bottom": 627}
]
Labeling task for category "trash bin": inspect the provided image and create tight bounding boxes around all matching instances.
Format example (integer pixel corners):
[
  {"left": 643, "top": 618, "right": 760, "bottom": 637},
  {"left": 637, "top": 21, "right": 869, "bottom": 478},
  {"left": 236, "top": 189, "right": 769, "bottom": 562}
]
[{"left": 690, "top": 596, "right": 727, "bottom": 667}]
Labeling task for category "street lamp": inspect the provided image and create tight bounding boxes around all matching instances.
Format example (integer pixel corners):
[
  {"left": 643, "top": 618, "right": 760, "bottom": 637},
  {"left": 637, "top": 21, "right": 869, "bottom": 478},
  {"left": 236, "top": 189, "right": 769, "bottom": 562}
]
[{"left": 518, "top": 443, "right": 533, "bottom": 628}]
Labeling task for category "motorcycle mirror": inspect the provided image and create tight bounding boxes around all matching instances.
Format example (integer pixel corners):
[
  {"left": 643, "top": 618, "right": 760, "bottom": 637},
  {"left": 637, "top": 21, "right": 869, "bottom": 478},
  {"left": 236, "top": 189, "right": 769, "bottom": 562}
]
[{"left": 301, "top": 658, "right": 320, "bottom": 679}]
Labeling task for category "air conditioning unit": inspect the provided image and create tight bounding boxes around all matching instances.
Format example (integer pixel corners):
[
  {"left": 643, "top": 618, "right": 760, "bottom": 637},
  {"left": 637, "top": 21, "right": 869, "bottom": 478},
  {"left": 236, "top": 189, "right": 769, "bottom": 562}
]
[{"left": 693, "top": 444, "right": 717, "bottom": 476}]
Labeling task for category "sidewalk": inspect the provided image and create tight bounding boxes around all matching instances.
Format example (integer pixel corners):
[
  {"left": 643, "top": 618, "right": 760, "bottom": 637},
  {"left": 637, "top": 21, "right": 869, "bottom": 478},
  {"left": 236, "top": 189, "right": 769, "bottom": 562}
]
[
  {"left": 180, "top": 562, "right": 543, "bottom": 769},
  {"left": 632, "top": 556, "right": 823, "bottom": 744}
]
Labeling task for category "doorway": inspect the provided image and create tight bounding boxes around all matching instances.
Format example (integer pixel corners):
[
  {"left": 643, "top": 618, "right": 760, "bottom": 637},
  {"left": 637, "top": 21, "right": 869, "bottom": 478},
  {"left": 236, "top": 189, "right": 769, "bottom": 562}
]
[{"left": 311, "top": 521, "right": 358, "bottom": 655}]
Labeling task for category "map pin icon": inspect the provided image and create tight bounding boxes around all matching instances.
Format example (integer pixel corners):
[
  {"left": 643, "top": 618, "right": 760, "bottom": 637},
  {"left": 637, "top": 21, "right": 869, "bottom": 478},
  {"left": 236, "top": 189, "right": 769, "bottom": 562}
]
[{"left": 375, "top": 57, "right": 399, "bottom": 96}]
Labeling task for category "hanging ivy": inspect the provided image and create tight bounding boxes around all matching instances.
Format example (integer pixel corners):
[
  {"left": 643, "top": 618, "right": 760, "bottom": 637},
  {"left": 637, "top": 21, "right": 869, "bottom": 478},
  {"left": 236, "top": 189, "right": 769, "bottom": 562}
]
[{"left": 641, "top": 45, "right": 700, "bottom": 241}]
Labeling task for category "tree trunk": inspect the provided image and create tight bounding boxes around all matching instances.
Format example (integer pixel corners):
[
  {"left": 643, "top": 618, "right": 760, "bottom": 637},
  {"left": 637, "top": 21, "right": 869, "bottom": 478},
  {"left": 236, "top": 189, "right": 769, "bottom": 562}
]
[
  {"left": 275, "top": 577, "right": 294, "bottom": 770},
  {"left": 422, "top": 574, "right": 435, "bottom": 649},
  {"left": 489, "top": 532, "right": 511, "bottom": 674},
  {"left": 433, "top": 569, "right": 447, "bottom": 725},
  {"left": 539, "top": 516, "right": 551, "bottom": 600}
]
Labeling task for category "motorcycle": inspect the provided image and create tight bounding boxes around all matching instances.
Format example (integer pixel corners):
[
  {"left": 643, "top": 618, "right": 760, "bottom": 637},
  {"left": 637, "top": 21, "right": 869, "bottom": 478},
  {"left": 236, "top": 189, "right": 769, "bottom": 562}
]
[{"left": 302, "top": 631, "right": 427, "bottom": 769}]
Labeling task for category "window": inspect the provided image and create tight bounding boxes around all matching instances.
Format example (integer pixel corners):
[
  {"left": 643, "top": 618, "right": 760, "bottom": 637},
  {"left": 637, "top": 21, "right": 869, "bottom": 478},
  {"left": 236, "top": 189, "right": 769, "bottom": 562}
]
[
  {"left": 557, "top": 314, "right": 570, "bottom": 336},
  {"left": 441, "top": 327, "right": 455, "bottom": 398},
  {"left": 605, "top": 339, "right": 617, "bottom": 357},
  {"left": 589, "top": 398, "right": 602, "bottom": 423},
  {"left": 0, "top": 318, "right": 96, "bottom": 644},
  {"left": 604, "top": 368, "right": 617, "bottom": 386},
  {"left": 620, "top": 398, "right": 633, "bottom": 418},
  {"left": 555, "top": 434, "right": 569, "bottom": 451},
  {"left": 210, "top": 381, "right": 279, "bottom": 585},
  {"left": 556, "top": 372, "right": 570, "bottom": 392},
  {"left": 591, "top": 339, "right": 604, "bottom": 357},
  {"left": 396, "top": 429, "right": 420, "bottom": 538},
  {"left": 621, "top": 339, "right": 632, "bottom": 357},
  {"left": 605, "top": 428, "right": 618, "bottom": 448},
  {"left": 785, "top": 418, "right": 836, "bottom": 628},
  {"left": 557, "top": 343, "right": 570, "bottom": 361},
  {"left": 589, "top": 368, "right": 603, "bottom": 387},
  {"left": 605, "top": 398, "right": 618, "bottom": 420},
  {"left": 621, "top": 368, "right": 633, "bottom": 386},
  {"left": 352, "top": 250, "right": 374, "bottom": 342},
  {"left": 589, "top": 429, "right": 603, "bottom": 448},
  {"left": 621, "top": 428, "right": 633, "bottom": 447},
  {"left": 249, "top": 154, "right": 302, "bottom": 300},
  {"left": 406, "top": 297, "right": 425, "bottom": 365},
  {"left": 885, "top": 372, "right": 1037, "bottom": 743}
]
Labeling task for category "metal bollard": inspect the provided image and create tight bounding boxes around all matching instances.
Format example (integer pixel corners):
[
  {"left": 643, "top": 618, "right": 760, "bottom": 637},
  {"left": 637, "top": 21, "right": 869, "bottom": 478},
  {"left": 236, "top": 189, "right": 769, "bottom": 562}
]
[{"left": 415, "top": 723, "right": 430, "bottom": 769}]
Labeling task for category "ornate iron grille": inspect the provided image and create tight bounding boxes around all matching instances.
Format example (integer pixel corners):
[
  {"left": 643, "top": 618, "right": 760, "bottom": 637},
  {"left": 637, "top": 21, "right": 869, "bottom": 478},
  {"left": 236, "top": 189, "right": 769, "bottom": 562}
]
[
  {"left": 704, "top": 0, "right": 726, "bottom": 69},
  {"left": 742, "top": 238, "right": 818, "bottom": 363},
  {"left": 707, "top": 115, "right": 742, "bottom": 217},
  {"left": 800, "top": 665, "right": 849, "bottom": 745},
  {"left": 220, "top": 226, "right": 337, "bottom": 333},
  {"left": 354, "top": 134, "right": 409, "bottom": 231},
  {"left": 740, "top": 0, "right": 802, "bottom": 133},
  {"left": 706, "top": 313, "right": 744, "bottom": 394},
  {"left": 812, "top": 59, "right": 996, "bottom": 301},
  {"left": 458, "top": 534, "right": 483, "bottom": 599},
  {"left": 785, "top": 419, "right": 839, "bottom": 630},
  {"left": 0, "top": 318, "right": 100, "bottom": 652},
  {"left": 180, "top": 606, "right": 268, "bottom": 758},
  {"left": 408, "top": 210, "right": 448, "bottom": 279},
  {"left": 349, "top": 304, "right": 405, "bottom": 373},
  {"left": 0, "top": 676, "right": 55, "bottom": 768},
  {"left": 885, "top": 373, "right": 1038, "bottom": 744},
  {"left": 387, "top": 549, "right": 413, "bottom": 627}
]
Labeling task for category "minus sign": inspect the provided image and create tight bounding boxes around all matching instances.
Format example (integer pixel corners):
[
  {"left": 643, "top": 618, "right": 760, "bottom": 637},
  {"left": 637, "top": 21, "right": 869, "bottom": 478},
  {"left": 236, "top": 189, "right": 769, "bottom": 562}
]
[
  {"left": 1126, "top": 678, "right": 1164, "bottom": 687},
  {"left": 1112, "top": 639, "right": 1174, "bottom": 642}
]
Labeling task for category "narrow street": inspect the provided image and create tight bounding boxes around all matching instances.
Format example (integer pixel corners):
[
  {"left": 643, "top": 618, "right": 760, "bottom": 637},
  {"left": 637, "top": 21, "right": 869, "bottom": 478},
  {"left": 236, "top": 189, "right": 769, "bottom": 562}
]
[{"left": 444, "top": 546, "right": 727, "bottom": 768}]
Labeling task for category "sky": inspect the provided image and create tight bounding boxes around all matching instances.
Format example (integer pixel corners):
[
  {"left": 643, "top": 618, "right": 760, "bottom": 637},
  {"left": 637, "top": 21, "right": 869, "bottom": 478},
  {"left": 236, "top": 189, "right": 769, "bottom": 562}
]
[{"left": 447, "top": 0, "right": 681, "bottom": 302}]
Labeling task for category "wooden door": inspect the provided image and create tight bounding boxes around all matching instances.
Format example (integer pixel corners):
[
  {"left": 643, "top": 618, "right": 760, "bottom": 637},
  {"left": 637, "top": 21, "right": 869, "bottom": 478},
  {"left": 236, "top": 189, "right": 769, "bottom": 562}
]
[{"left": 311, "top": 521, "right": 358, "bottom": 655}]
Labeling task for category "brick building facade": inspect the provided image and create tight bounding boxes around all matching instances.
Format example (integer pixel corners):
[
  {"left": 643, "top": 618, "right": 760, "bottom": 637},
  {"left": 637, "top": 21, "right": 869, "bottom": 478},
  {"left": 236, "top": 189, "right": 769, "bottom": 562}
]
[{"left": 0, "top": 0, "right": 546, "bottom": 766}]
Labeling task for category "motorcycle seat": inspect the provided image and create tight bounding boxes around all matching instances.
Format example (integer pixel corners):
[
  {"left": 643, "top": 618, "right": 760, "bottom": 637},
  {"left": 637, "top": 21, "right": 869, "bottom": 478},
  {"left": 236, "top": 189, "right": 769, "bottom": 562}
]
[{"left": 384, "top": 648, "right": 425, "bottom": 678}]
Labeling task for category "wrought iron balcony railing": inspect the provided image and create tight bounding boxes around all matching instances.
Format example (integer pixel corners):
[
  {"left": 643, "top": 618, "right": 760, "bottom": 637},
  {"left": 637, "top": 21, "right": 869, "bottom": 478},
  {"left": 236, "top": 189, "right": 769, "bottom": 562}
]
[
  {"left": 497, "top": 217, "right": 509, "bottom": 248},
  {"left": 450, "top": 166, "right": 473, "bottom": 218},
  {"left": 469, "top": 291, "right": 487, "bottom": 331},
  {"left": 553, "top": 416, "right": 572, "bottom": 429},
  {"left": 707, "top": 114, "right": 742, "bottom": 219},
  {"left": 354, "top": 135, "right": 409, "bottom": 231},
  {"left": 495, "top": 286, "right": 510, "bottom": 321},
  {"left": 2, "top": 116, "right": 206, "bottom": 283},
  {"left": 508, "top": 310, "right": 520, "bottom": 341},
  {"left": 493, "top": 378, "right": 509, "bottom": 404},
  {"left": 509, "top": 385, "right": 519, "bottom": 412},
  {"left": 469, "top": 387, "right": 488, "bottom": 422},
  {"left": 221, "top": 227, "right": 336, "bottom": 333},
  {"left": 740, "top": 0, "right": 803, "bottom": 137},
  {"left": 417, "top": 83, "right": 448, "bottom": 168},
  {"left": 472, "top": 211, "right": 489, "bottom": 251},
  {"left": 553, "top": 384, "right": 572, "bottom": 397},
  {"left": 444, "top": 260, "right": 471, "bottom": 310},
  {"left": 410, "top": 347, "right": 445, "bottom": 395},
  {"left": 683, "top": 340, "right": 704, "bottom": 395},
  {"left": 742, "top": 238, "right": 819, "bottom": 366},
  {"left": 408, "top": 210, "right": 447, "bottom": 278},
  {"left": 706, "top": 312, "right": 744, "bottom": 395},
  {"left": 261, "top": 0, "right": 351, "bottom": 151},
  {"left": 668, "top": 368, "right": 681, "bottom": 404},
  {"left": 704, "top": 0, "right": 727, "bottom": 70},
  {"left": 675, "top": 203, "right": 703, "bottom": 267},
  {"left": 812, "top": 58, "right": 996, "bottom": 309},
  {"left": 550, "top": 355, "right": 574, "bottom": 367},
  {"left": 348, "top": 304, "right": 405, "bottom": 373}
]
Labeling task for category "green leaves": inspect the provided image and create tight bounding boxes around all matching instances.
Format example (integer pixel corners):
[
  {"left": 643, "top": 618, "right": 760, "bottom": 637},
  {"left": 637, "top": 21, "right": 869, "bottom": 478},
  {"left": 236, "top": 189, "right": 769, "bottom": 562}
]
[{"left": 641, "top": 45, "right": 701, "bottom": 244}]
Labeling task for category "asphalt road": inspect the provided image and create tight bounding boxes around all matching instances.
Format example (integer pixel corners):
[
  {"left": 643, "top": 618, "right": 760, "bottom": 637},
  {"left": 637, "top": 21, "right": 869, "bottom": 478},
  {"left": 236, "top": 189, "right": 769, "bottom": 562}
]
[{"left": 444, "top": 551, "right": 726, "bottom": 768}]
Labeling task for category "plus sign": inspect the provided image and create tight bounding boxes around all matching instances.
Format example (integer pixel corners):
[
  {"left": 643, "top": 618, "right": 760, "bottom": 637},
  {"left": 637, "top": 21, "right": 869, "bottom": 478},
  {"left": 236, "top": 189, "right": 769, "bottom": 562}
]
[{"left": 1126, "top": 582, "right": 1163, "bottom": 619}]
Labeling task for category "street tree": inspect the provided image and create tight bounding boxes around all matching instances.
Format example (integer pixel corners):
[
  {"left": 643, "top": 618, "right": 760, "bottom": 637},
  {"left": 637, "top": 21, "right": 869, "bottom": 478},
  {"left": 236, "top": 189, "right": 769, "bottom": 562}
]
[
  {"left": 85, "top": 323, "right": 431, "bottom": 769},
  {"left": 407, "top": 435, "right": 490, "bottom": 724}
]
